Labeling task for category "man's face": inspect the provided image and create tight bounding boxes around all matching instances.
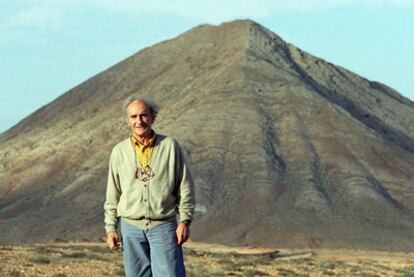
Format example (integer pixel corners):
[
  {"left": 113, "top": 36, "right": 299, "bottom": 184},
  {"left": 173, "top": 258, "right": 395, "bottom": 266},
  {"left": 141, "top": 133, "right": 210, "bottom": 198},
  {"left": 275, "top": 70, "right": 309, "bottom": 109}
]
[{"left": 126, "top": 100, "right": 154, "bottom": 138}]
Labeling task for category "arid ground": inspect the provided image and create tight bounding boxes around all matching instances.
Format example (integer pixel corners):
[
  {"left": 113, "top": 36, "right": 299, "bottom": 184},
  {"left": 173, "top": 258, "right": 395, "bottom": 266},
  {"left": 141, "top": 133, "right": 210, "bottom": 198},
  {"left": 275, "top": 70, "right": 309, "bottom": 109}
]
[{"left": 1, "top": 242, "right": 413, "bottom": 276}]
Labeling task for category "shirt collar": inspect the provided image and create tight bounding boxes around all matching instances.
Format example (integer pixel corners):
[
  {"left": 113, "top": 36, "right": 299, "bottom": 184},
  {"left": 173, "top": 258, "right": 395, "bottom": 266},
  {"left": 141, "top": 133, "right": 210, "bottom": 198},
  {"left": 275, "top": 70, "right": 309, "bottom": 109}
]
[{"left": 131, "top": 130, "right": 156, "bottom": 148}]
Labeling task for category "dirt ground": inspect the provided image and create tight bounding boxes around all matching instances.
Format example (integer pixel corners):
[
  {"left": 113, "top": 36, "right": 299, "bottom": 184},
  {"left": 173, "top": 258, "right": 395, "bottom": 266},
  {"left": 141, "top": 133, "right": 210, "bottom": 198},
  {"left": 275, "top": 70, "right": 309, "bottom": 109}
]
[{"left": 1, "top": 242, "right": 413, "bottom": 276}]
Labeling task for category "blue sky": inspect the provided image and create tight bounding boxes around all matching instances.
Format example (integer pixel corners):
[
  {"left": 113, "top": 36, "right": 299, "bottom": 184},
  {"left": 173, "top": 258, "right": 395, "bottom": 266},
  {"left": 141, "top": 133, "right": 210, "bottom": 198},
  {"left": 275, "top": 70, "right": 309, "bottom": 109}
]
[{"left": 1, "top": 0, "right": 413, "bottom": 133}]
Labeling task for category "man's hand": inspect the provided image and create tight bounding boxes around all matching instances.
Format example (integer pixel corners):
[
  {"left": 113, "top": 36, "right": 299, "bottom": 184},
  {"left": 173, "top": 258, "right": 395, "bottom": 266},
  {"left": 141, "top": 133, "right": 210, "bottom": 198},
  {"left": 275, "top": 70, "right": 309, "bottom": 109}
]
[
  {"left": 176, "top": 222, "right": 190, "bottom": 246},
  {"left": 107, "top": 231, "right": 120, "bottom": 250}
]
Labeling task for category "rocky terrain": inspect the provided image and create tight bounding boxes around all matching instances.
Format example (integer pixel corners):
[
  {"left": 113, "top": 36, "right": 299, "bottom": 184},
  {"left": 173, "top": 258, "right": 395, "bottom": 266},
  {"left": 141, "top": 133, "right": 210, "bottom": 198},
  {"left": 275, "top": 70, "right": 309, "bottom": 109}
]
[
  {"left": 1, "top": 242, "right": 414, "bottom": 276},
  {"left": 1, "top": 19, "right": 414, "bottom": 250}
]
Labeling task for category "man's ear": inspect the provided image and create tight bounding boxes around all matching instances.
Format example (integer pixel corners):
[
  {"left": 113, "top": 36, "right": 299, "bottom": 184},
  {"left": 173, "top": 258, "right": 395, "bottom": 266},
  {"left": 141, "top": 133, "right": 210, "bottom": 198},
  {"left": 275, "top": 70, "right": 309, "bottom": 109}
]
[
  {"left": 151, "top": 112, "right": 157, "bottom": 124},
  {"left": 125, "top": 116, "right": 130, "bottom": 126}
]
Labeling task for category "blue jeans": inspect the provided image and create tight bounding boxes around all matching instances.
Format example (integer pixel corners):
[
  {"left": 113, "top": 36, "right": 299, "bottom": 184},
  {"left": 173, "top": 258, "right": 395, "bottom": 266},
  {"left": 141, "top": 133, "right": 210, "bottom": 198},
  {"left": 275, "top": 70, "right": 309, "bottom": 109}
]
[{"left": 120, "top": 218, "right": 186, "bottom": 277}]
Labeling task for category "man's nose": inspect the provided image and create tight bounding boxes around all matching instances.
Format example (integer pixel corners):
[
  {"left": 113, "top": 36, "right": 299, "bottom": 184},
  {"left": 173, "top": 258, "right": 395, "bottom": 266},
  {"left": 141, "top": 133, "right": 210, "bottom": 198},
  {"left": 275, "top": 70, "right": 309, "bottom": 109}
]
[{"left": 137, "top": 116, "right": 144, "bottom": 124}]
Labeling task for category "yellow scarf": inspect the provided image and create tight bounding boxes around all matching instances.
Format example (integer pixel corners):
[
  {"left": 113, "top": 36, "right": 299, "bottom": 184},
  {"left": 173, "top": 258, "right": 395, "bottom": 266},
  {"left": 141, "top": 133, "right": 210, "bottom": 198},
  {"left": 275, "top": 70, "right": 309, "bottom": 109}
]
[{"left": 131, "top": 133, "right": 156, "bottom": 168}]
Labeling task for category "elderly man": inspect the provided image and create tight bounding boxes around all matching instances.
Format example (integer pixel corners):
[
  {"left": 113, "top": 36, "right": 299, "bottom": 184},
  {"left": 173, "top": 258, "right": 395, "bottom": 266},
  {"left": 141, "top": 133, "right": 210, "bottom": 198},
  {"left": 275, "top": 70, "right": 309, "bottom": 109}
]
[{"left": 104, "top": 96, "right": 195, "bottom": 277}]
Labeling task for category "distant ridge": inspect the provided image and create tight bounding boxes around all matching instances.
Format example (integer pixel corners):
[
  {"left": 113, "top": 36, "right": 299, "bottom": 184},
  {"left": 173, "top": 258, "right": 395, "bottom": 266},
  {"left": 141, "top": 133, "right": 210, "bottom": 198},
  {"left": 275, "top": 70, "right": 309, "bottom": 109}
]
[{"left": 1, "top": 19, "right": 414, "bottom": 250}]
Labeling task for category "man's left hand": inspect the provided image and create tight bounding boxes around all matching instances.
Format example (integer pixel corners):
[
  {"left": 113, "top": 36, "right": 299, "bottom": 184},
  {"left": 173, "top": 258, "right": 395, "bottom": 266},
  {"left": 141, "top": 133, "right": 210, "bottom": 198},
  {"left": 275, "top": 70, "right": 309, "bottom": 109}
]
[{"left": 176, "top": 222, "right": 190, "bottom": 246}]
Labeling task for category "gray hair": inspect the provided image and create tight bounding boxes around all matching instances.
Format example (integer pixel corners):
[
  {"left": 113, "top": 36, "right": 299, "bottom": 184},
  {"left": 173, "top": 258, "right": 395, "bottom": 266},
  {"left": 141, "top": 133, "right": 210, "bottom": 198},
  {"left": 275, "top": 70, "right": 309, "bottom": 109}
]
[{"left": 122, "top": 95, "right": 159, "bottom": 119}]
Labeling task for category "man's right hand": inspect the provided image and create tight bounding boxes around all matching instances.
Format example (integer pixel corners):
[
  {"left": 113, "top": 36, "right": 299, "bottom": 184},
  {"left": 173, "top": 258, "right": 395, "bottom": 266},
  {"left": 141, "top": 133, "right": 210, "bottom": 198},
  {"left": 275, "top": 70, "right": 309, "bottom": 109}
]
[{"left": 107, "top": 231, "right": 120, "bottom": 250}]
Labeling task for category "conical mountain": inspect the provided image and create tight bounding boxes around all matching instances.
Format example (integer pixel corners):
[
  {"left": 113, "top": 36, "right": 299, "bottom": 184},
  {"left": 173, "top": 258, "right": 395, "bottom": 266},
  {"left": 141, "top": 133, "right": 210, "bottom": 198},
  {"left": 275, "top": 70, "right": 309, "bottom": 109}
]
[{"left": 1, "top": 20, "right": 414, "bottom": 250}]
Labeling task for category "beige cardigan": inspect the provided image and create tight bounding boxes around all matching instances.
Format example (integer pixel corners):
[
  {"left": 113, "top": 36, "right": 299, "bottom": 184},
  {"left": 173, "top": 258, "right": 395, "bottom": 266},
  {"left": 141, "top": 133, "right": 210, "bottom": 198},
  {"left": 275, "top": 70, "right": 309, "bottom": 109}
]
[{"left": 104, "top": 134, "right": 195, "bottom": 233}]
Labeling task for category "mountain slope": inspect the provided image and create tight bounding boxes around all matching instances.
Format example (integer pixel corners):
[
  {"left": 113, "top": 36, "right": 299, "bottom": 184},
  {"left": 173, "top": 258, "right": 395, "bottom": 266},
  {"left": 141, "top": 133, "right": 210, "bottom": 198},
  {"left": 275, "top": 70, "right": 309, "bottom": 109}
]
[{"left": 1, "top": 20, "right": 414, "bottom": 250}]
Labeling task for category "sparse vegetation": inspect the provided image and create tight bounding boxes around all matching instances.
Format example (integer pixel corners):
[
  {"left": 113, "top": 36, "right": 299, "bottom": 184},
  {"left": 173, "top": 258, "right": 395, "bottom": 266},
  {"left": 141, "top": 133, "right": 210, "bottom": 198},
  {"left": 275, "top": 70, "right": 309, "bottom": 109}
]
[
  {"left": 395, "top": 266, "right": 414, "bottom": 277},
  {"left": 0, "top": 243, "right": 413, "bottom": 276}
]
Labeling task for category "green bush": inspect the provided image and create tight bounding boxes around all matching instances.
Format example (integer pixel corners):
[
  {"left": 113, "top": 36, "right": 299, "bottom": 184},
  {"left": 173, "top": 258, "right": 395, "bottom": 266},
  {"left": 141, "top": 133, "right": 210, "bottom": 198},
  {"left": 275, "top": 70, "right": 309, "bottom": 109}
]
[
  {"left": 9, "top": 271, "right": 24, "bottom": 277},
  {"left": 61, "top": 251, "right": 87, "bottom": 258},
  {"left": 28, "top": 254, "right": 51, "bottom": 264},
  {"left": 51, "top": 274, "right": 67, "bottom": 277}
]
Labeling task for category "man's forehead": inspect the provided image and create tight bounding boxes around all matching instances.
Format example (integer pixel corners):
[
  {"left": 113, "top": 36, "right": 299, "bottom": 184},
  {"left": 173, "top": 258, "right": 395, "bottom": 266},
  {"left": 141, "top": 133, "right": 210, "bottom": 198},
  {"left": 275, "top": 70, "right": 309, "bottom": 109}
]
[{"left": 127, "top": 100, "right": 150, "bottom": 113}]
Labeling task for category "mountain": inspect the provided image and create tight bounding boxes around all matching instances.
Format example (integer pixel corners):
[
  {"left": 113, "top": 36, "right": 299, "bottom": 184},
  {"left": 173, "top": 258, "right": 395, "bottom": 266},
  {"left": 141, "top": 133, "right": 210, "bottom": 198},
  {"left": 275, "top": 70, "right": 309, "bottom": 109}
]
[{"left": 1, "top": 20, "right": 414, "bottom": 250}]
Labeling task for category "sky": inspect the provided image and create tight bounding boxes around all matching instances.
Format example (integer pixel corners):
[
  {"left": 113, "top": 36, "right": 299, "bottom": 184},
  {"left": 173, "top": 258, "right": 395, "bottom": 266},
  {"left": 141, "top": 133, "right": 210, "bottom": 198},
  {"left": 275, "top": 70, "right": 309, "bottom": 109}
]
[{"left": 1, "top": 0, "right": 413, "bottom": 133}]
